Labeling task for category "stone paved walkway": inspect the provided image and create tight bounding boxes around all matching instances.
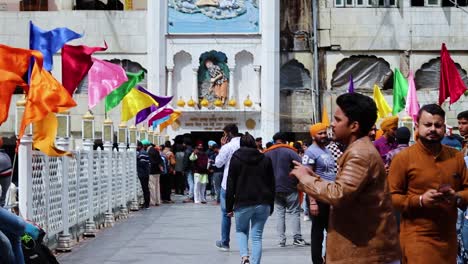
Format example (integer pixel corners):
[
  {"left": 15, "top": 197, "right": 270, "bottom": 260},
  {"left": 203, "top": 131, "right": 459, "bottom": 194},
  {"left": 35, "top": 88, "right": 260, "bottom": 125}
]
[{"left": 58, "top": 195, "right": 312, "bottom": 264}]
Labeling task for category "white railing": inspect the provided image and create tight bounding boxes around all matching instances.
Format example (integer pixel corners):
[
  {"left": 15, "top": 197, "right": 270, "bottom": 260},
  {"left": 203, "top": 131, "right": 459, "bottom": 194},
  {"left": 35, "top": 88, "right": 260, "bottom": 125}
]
[{"left": 18, "top": 136, "right": 142, "bottom": 248}]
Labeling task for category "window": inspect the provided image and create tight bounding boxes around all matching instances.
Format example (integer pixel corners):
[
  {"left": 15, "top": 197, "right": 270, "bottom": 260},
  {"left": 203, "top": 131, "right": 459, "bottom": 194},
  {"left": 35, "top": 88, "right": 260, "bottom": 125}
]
[
  {"left": 335, "top": 0, "right": 345, "bottom": 6},
  {"left": 345, "top": 0, "right": 355, "bottom": 6},
  {"left": 336, "top": 0, "right": 397, "bottom": 7},
  {"left": 425, "top": 0, "right": 441, "bottom": 6}
]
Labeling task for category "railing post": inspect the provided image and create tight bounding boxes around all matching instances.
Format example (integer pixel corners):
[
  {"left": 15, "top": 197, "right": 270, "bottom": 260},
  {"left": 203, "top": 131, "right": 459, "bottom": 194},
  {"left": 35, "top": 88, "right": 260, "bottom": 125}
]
[
  {"left": 103, "top": 119, "right": 115, "bottom": 227},
  {"left": 18, "top": 135, "right": 33, "bottom": 220},
  {"left": 129, "top": 126, "right": 139, "bottom": 211},
  {"left": 83, "top": 140, "right": 96, "bottom": 237},
  {"left": 117, "top": 123, "right": 129, "bottom": 219},
  {"left": 56, "top": 139, "right": 72, "bottom": 252}
]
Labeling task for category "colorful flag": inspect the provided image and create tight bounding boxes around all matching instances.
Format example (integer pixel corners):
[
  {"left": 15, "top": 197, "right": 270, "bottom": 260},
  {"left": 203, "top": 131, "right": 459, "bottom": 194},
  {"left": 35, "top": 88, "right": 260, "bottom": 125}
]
[
  {"left": 392, "top": 68, "right": 408, "bottom": 115},
  {"left": 152, "top": 116, "right": 170, "bottom": 129},
  {"left": 159, "top": 110, "right": 182, "bottom": 132},
  {"left": 439, "top": 43, "right": 467, "bottom": 105},
  {"left": 88, "top": 58, "right": 128, "bottom": 109},
  {"left": 20, "top": 54, "right": 77, "bottom": 156},
  {"left": 373, "top": 84, "right": 392, "bottom": 120},
  {"left": 135, "top": 86, "right": 173, "bottom": 125},
  {"left": 121, "top": 88, "right": 158, "bottom": 122},
  {"left": 405, "top": 71, "right": 420, "bottom": 123},
  {"left": 321, "top": 106, "right": 330, "bottom": 126},
  {"left": 62, "top": 42, "right": 107, "bottom": 95},
  {"left": 147, "top": 108, "right": 174, "bottom": 127},
  {"left": 348, "top": 75, "right": 354, "bottom": 93},
  {"left": 29, "top": 21, "right": 82, "bottom": 71},
  {"left": 105, "top": 71, "right": 145, "bottom": 112}
]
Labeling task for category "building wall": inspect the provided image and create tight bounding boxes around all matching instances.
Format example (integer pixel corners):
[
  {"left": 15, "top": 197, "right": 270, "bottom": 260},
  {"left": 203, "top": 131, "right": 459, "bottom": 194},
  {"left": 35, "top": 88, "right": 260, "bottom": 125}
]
[{"left": 0, "top": 10, "right": 147, "bottom": 138}]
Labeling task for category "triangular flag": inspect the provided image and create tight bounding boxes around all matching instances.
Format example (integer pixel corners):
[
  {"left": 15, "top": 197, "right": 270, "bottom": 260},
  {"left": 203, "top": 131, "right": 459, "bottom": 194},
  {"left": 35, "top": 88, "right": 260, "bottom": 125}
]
[
  {"left": 29, "top": 21, "right": 82, "bottom": 71},
  {"left": 348, "top": 75, "right": 354, "bottom": 93},
  {"left": 105, "top": 71, "right": 145, "bottom": 112},
  {"left": 392, "top": 68, "right": 408, "bottom": 115},
  {"left": 373, "top": 84, "right": 392, "bottom": 120},
  {"left": 160, "top": 110, "right": 182, "bottom": 132},
  {"left": 439, "top": 43, "right": 467, "bottom": 105},
  {"left": 121, "top": 88, "right": 158, "bottom": 122},
  {"left": 135, "top": 86, "right": 173, "bottom": 125},
  {"left": 321, "top": 106, "right": 330, "bottom": 126},
  {"left": 62, "top": 43, "right": 108, "bottom": 95},
  {"left": 88, "top": 58, "right": 128, "bottom": 109},
  {"left": 152, "top": 116, "right": 170, "bottom": 130},
  {"left": 405, "top": 71, "right": 420, "bottom": 123},
  {"left": 147, "top": 108, "right": 174, "bottom": 127}
]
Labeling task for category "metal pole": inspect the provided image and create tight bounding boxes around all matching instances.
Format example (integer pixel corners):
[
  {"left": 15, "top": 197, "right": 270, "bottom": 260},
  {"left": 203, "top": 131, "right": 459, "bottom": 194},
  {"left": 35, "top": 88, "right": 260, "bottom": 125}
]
[{"left": 312, "top": 0, "right": 320, "bottom": 123}]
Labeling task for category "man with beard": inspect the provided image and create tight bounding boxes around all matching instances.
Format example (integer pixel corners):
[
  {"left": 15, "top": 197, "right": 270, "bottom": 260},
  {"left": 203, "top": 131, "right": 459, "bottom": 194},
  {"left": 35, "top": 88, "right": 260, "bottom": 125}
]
[
  {"left": 303, "top": 123, "right": 336, "bottom": 264},
  {"left": 458, "top": 110, "right": 468, "bottom": 153},
  {"left": 374, "top": 116, "right": 399, "bottom": 161},
  {"left": 291, "top": 93, "right": 400, "bottom": 264},
  {"left": 388, "top": 104, "right": 468, "bottom": 264},
  {"left": 368, "top": 124, "right": 377, "bottom": 142}
]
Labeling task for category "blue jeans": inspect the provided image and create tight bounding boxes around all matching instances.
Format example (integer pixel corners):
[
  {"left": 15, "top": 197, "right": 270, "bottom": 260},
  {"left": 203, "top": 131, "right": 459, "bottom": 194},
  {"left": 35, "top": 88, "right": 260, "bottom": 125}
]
[
  {"left": 457, "top": 209, "right": 468, "bottom": 252},
  {"left": 185, "top": 171, "right": 194, "bottom": 199},
  {"left": 0, "top": 208, "right": 26, "bottom": 264},
  {"left": 220, "top": 188, "right": 231, "bottom": 246},
  {"left": 275, "top": 192, "right": 302, "bottom": 242},
  {"left": 235, "top": 204, "right": 270, "bottom": 264},
  {"left": 212, "top": 172, "right": 223, "bottom": 203}
]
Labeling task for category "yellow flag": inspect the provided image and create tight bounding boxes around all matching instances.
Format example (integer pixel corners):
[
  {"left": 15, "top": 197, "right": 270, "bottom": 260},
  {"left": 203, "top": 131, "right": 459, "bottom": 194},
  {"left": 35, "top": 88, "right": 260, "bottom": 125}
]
[
  {"left": 373, "top": 84, "right": 392, "bottom": 120},
  {"left": 159, "top": 110, "right": 182, "bottom": 132},
  {"left": 121, "top": 88, "right": 158, "bottom": 122},
  {"left": 33, "top": 112, "right": 71, "bottom": 157},
  {"left": 321, "top": 106, "right": 330, "bottom": 126}
]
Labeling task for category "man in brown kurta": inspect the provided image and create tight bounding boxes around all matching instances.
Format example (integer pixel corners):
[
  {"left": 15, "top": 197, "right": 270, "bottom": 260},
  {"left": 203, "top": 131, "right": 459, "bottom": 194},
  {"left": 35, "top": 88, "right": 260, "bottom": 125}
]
[{"left": 388, "top": 104, "right": 468, "bottom": 264}]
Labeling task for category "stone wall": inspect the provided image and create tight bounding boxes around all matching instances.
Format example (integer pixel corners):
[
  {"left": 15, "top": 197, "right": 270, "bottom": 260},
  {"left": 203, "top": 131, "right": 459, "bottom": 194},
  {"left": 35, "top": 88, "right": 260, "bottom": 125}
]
[{"left": 280, "top": 90, "right": 315, "bottom": 132}]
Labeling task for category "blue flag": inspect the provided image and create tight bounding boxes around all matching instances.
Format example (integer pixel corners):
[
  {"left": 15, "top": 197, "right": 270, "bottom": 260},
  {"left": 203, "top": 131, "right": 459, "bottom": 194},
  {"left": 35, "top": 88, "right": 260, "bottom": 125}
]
[
  {"left": 29, "top": 21, "right": 82, "bottom": 71},
  {"left": 152, "top": 116, "right": 170, "bottom": 130}
]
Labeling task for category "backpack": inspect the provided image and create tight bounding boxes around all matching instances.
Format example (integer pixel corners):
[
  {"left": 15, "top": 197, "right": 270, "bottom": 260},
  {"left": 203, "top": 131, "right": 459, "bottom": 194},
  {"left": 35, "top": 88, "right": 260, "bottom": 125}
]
[
  {"left": 22, "top": 222, "right": 59, "bottom": 264},
  {"left": 195, "top": 153, "right": 209, "bottom": 174},
  {"left": 160, "top": 155, "right": 169, "bottom": 175}
]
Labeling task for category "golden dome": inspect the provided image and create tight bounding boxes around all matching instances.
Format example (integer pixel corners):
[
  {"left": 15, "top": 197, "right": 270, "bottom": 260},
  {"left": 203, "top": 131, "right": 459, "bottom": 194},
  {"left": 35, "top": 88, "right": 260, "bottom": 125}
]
[
  {"left": 83, "top": 110, "right": 95, "bottom": 120},
  {"left": 228, "top": 97, "right": 237, "bottom": 107},
  {"left": 200, "top": 98, "right": 209, "bottom": 107},
  {"left": 187, "top": 97, "right": 196, "bottom": 107},
  {"left": 176, "top": 97, "right": 186, "bottom": 107},
  {"left": 214, "top": 99, "right": 223, "bottom": 107},
  {"left": 243, "top": 96, "right": 253, "bottom": 108}
]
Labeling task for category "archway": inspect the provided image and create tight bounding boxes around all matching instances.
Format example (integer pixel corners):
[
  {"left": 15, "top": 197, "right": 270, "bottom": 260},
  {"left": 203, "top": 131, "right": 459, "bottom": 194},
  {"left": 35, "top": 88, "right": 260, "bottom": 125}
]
[
  {"left": 415, "top": 57, "right": 468, "bottom": 90},
  {"left": 280, "top": 59, "right": 311, "bottom": 91},
  {"left": 173, "top": 51, "right": 192, "bottom": 100},
  {"left": 235, "top": 50, "right": 254, "bottom": 102},
  {"left": 198, "top": 50, "right": 229, "bottom": 104}
]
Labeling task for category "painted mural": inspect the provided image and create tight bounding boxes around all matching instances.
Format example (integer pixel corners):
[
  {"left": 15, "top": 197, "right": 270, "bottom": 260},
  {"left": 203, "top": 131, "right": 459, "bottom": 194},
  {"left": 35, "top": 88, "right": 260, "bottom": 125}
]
[
  {"left": 198, "top": 51, "right": 229, "bottom": 106},
  {"left": 168, "top": 0, "right": 259, "bottom": 34}
]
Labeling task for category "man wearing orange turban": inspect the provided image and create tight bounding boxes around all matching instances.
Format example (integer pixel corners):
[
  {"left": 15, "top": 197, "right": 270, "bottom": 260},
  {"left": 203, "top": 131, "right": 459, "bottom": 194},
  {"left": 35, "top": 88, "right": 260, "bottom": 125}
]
[
  {"left": 304, "top": 122, "right": 336, "bottom": 263},
  {"left": 374, "top": 116, "right": 399, "bottom": 161}
]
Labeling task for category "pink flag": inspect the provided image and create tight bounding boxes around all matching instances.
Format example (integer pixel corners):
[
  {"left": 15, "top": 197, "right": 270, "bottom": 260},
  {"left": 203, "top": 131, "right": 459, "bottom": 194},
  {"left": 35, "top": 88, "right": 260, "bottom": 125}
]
[
  {"left": 405, "top": 71, "right": 420, "bottom": 123},
  {"left": 147, "top": 108, "right": 174, "bottom": 127},
  {"left": 88, "top": 58, "right": 128, "bottom": 109}
]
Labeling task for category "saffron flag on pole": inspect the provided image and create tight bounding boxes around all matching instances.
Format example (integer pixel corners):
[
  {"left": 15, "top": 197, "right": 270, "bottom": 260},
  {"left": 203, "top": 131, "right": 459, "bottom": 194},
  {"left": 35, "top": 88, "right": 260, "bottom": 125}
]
[
  {"left": 439, "top": 43, "right": 467, "bottom": 105},
  {"left": 62, "top": 42, "right": 108, "bottom": 95},
  {"left": 321, "top": 106, "right": 330, "bottom": 126},
  {"left": 373, "top": 84, "right": 392, "bottom": 120},
  {"left": 405, "top": 71, "right": 420, "bottom": 123},
  {"left": 159, "top": 110, "right": 182, "bottom": 132},
  {"left": 348, "top": 75, "right": 354, "bottom": 93},
  {"left": 21, "top": 52, "right": 77, "bottom": 156},
  {"left": 135, "top": 86, "right": 173, "bottom": 125},
  {"left": 147, "top": 108, "right": 174, "bottom": 127},
  {"left": 88, "top": 58, "right": 128, "bottom": 109},
  {"left": 105, "top": 71, "right": 145, "bottom": 112},
  {"left": 29, "top": 21, "right": 82, "bottom": 71},
  {"left": 121, "top": 88, "right": 158, "bottom": 122},
  {"left": 392, "top": 68, "right": 408, "bottom": 115},
  {"left": 0, "top": 44, "right": 36, "bottom": 124}
]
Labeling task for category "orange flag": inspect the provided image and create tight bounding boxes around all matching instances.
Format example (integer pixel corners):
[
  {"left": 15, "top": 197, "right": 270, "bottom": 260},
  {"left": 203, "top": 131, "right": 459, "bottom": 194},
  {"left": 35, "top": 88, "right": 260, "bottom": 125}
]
[
  {"left": 159, "top": 110, "right": 182, "bottom": 132},
  {"left": 0, "top": 45, "right": 42, "bottom": 124},
  {"left": 19, "top": 60, "right": 77, "bottom": 156}
]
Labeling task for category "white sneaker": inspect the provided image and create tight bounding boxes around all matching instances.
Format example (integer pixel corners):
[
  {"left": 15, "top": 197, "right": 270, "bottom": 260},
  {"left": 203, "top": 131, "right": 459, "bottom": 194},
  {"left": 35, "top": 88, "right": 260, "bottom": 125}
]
[{"left": 304, "top": 215, "right": 311, "bottom": 221}]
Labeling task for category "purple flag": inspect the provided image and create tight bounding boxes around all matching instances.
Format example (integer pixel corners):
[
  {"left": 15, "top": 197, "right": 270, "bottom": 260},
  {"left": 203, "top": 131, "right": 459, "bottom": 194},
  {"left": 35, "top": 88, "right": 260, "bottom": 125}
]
[
  {"left": 135, "top": 86, "right": 173, "bottom": 125},
  {"left": 348, "top": 75, "right": 354, "bottom": 93}
]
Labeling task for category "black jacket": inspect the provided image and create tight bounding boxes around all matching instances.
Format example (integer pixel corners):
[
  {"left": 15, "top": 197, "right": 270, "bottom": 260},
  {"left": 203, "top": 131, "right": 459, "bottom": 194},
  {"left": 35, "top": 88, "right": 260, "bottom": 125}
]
[
  {"left": 148, "top": 147, "right": 162, "bottom": 175},
  {"left": 226, "top": 147, "right": 276, "bottom": 215}
]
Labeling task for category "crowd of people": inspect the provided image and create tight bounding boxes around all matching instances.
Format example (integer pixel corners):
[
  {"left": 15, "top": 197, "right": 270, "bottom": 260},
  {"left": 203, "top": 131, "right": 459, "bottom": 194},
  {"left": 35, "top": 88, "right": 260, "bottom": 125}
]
[{"left": 136, "top": 93, "right": 468, "bottom": 264}]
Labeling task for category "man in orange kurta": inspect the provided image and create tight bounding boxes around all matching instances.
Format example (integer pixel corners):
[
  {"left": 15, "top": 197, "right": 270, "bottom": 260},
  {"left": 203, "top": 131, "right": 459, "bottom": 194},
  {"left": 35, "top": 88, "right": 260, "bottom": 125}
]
[{"left": 388, "top": 104, "right": 468, "bottom": 264}]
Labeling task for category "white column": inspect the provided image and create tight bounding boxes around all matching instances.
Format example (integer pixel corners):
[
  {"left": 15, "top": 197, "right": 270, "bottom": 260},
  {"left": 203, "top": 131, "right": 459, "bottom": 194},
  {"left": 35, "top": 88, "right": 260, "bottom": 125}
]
[
  {"left": 167, "top": 67, "right": 174, "bottom": 98},
  {"left": 147, "top": 0, "right": 167, "bottom": 94},
  {"left": 229, "top": 67, "right": 235, "bottom": 100},
  {"left": 192, "top": 67, "right": 198, "bottom": 101},
  {"left": 18, "top": 136, "right": 33, "bottom": 219},
  {"left": 260, "top": 0, "right": 280, "bottom": 139},
  {"left": 253, "top": 65, "right": 261, "bottom": 107}
]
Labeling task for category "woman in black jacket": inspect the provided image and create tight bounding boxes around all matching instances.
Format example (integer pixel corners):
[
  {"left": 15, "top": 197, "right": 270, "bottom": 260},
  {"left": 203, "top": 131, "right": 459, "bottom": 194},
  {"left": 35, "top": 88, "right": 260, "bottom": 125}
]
[{"left": 226, "top": 133, "right": 275, "bottom": 264}]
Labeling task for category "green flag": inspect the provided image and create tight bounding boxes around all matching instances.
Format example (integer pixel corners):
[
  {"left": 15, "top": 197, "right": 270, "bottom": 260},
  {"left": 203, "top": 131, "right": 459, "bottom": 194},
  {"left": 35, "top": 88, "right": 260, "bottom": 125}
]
[
  {"left": 105, "top": 71, "right": 145, "bottom": 112},
  {"left": 392, "top": 68, "right": 408, "bottom": 115}
]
